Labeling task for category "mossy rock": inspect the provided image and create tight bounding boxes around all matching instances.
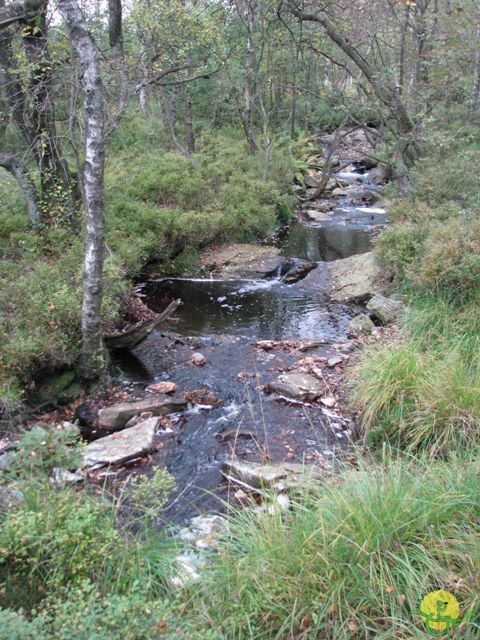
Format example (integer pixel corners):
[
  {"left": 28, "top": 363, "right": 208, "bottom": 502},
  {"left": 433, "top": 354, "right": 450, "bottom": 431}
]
[{"left": 31, "top": 370, "right": 81, "bottom": 407}]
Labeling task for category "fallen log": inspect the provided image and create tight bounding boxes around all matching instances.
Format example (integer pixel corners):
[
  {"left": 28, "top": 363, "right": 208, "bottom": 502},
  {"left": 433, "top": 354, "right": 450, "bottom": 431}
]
[{"left": 104, "top": 298, "right": 182, "bottom": 351}]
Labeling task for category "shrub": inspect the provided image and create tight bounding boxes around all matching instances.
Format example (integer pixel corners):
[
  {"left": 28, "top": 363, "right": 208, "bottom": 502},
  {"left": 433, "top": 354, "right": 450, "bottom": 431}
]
[
  {"left": 376, "top": 222, "right": 423, "bottom": 281},
  {"left": 406, "top": 220, "right": 480, "bottom": 301},
  {"left": 6, "top": 425, "right": 82, "bottom": 480},
  {"left": 349, "top": 298, "right": 480, "bottom": 454},
  {"left": 0, "top": 489, "right": 121, "bottom": 605},
  {"left": 0, "top": 588, "right": 174, "bottom": 640},
  {"left": 0, "top": 427, "right": 176, "bottom": 610}
]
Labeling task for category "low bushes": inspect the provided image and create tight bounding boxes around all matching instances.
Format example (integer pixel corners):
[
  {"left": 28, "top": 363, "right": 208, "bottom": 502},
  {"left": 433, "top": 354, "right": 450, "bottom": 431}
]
[
  {"left": 0, "top": 120, "right": 295, "bottom": 411},
  {"left": 0, "top": 427, "right": 176, "bottom": 613}
]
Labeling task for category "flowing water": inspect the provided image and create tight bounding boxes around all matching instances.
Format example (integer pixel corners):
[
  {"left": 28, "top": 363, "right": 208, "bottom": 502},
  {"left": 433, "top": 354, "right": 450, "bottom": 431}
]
[{"left": 115, "top": 165, "right": 387, "bottom": 522}]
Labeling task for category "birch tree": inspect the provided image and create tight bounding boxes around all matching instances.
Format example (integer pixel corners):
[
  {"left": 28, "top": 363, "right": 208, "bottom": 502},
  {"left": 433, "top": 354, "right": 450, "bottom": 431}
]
[{"left": 58, "top": 0, "right": 106, "bottom": 379}]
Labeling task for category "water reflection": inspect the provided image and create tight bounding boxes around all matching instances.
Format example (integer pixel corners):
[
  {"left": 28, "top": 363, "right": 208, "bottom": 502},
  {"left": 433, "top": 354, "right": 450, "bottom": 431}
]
[
  {"left": 143, "top": 275, "right": 349, "bottom": 341},
  {"left": 277, "top": 222, "right": 372, "bottom": 261}
]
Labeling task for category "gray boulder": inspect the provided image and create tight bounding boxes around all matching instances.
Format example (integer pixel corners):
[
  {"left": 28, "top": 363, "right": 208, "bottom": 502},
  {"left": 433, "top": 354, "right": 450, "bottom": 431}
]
[
  {"left": 304, "top": 209, "right": 331, "bottom": 222},
  {"left": 304, "top": 173, "right": 320, "bottom": 188},
  {"left": 282, "top": 260, "right": 316, "bottom": 284},
  {"left": 351, "top": 188, "right": 381, "bottom": 204},
  {"left": 0, "top": 485, "right": 24, "bottom": 510},
  {"left": 368, "top": 165, "right": 390, "bottom": 185},
  {"left": 332, "top": 187, "right": 349, "bottom": 197},
  {"left": 222, "top": 460, "right": 326, "bottom": 493},
  {"left": 329, "top": 252, "right": 383, "bottom": 302},
  {"left": 347, "top": 314, "right": 375, "bottom": 337},
  {"left": 366, "top": 294, "right": 406, "bottom": 324},
  {"left": 269, "top": 372, "right": 324, "bottom": 401},
  {"left": 98, "top": 395, "right": 186, "bottom": 430},
  {"left": 0, "top": 452, "right": 12, "bottom": 472}
]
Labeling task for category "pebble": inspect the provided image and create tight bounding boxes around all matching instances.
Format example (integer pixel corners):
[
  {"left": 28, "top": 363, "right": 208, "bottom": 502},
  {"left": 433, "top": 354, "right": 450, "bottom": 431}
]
[
  {"left": 191, "top": 352, "right": 206, "bottom": 366},
  {"left": 327, "top": 355, "right": 343, "bottom": 367},
  {"left": 320, "top": 395, "right": 336, "bottom": 407}
]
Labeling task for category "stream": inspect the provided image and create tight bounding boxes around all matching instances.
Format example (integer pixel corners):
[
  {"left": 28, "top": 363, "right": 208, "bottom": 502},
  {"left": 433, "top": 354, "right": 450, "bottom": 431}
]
[{"left": 113, "top": 163, "right": 387, "bottom": 522}]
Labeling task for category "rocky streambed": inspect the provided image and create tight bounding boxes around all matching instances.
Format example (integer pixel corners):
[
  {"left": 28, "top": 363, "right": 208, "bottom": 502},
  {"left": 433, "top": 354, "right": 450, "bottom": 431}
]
[
  {"left": 74, "top": 143, "right": 402, "bottom": 524},
  {"left": 16, "top": 135, "right": 407, "bottom": 531}
]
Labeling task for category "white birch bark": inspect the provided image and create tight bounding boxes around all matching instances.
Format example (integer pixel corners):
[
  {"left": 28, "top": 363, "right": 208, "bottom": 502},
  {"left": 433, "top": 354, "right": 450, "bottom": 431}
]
[{"left": 58, "top": 0, "right": 106, "bottom": 379}]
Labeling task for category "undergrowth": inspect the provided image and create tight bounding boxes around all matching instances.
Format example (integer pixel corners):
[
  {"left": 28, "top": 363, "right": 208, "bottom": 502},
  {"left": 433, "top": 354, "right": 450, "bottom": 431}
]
[
  {"left": 2, "top": 443, "right": 479, "bottom": 639},
  {"left": 0, "top": 117, "right": 296, "bottom": 412},
  {"left": 351, "top": 121, "right": 480, "bottom": 454},
  {"left": 0, "top": 427, "right": 176, "bottom": 617}
]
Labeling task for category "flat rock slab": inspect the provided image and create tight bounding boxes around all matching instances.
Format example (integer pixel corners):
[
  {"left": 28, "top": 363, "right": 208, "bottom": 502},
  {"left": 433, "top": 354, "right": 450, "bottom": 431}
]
[
  {"left": 329, "top": 252, "right": 383, "bottom": 302},
  {"left": 98, "top": 395, "right": 186, "bottom": 430},
  {"left": 304, "top": 209, "right": 331, "bottom": 222},
  {"left": 291, "top": 263, "right": 331, "bottom": 294},
  {"left": 269, "top": 372, "right": 324, "bottom": 401},
  {"left": 366, "top": 294, "right": 406, "bottom": 324},
  {"left": 83, "top": 417, "right": 159, "bottom": 468},
  {"left": 198, "top": 243, "right": 284, "bottom": 279},
  {"left": 222, "top": 460, "right": 327, "bottom": 493}
]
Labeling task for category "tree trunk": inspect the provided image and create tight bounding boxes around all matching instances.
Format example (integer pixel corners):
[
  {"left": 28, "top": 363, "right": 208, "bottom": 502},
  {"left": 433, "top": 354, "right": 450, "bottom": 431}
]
[
  {"left": 240, "top": 0, "right": 259, "bottom": 154},
  {"left": 0, "top": 4, "right": 79, "bottom": 227},
  {"left": 0, "top": 152, "right": 42, "bottom": 226},
  {"left": 139, "top": 46, "right": 150, "bottom": 116},
  {"left": 159, "top": 86, "right": 192, "bottom": 158},
  {"left": 23, "top": 10, "right": 79, "bottom": 226},
  {"left": 59, "top": 0, "right": 106, "bottom": 380},
  {"left": 107, "top": 0, "right": 128, "bottom": 131},
  {"left": 182, "top": 82, "right": 195, "bottom": 154},
  {"left": 471, "top": 5, "right": 480, "bottom": 113},
  {"left": 398, "top": 3, "right": 410, "bottom": 96},
  {"left": 410, "top": 0, "right": 430, "bottom": 92}
]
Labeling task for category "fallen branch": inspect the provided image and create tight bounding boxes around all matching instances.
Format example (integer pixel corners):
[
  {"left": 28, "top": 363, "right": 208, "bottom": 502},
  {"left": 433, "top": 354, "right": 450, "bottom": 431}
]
[{"left": 103, "top": 298, "right": 182, "bottom": 351}]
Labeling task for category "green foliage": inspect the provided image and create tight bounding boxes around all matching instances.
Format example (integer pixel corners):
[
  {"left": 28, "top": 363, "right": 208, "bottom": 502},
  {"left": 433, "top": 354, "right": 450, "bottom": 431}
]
[
  {"left": 176, "top": 455, "right": 480, "bottom": 639},
  {"left": 0, "top": 123, "right": 295, "bottom": 409},
  {"left": 408, "top": 220, "right": 480, "bottom": 300},
  {"left": 0, "top": 489, "right": 121, "bottom": 604},
  {"left": 7, "top": 425, "right": 82, "bottom": 480},
  {"left": 0, "top": 420, "right": 177, "bottom": 611},
  {"left": 121, "top": 469, "right": 176, "bottom": 524},
  {"left": 3, "top": 455, "right": 480, "bottom": 639},
  {"left": 35, "top": 588, "right": 173, "bottom": 640},
  {"left": 377, "top": 129, "right": 480, "bottom": 303},
  {"left": 123, "top": 153, "right": 211, "bottom": 210},
  {"left": 350, "top": 298, "right": 480, "bottom": 454},
  {"left": 376, "top": 222, "right": 423, "bottom": 280},
  {"left": 0, "top": 608, "right": 42, "bottom": 640},
  {"left": 0, "top": 459, "right": 176, "bottom": 612},
  {"left": 355, "top": 123, "right": 480, "bottom": 454}
]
